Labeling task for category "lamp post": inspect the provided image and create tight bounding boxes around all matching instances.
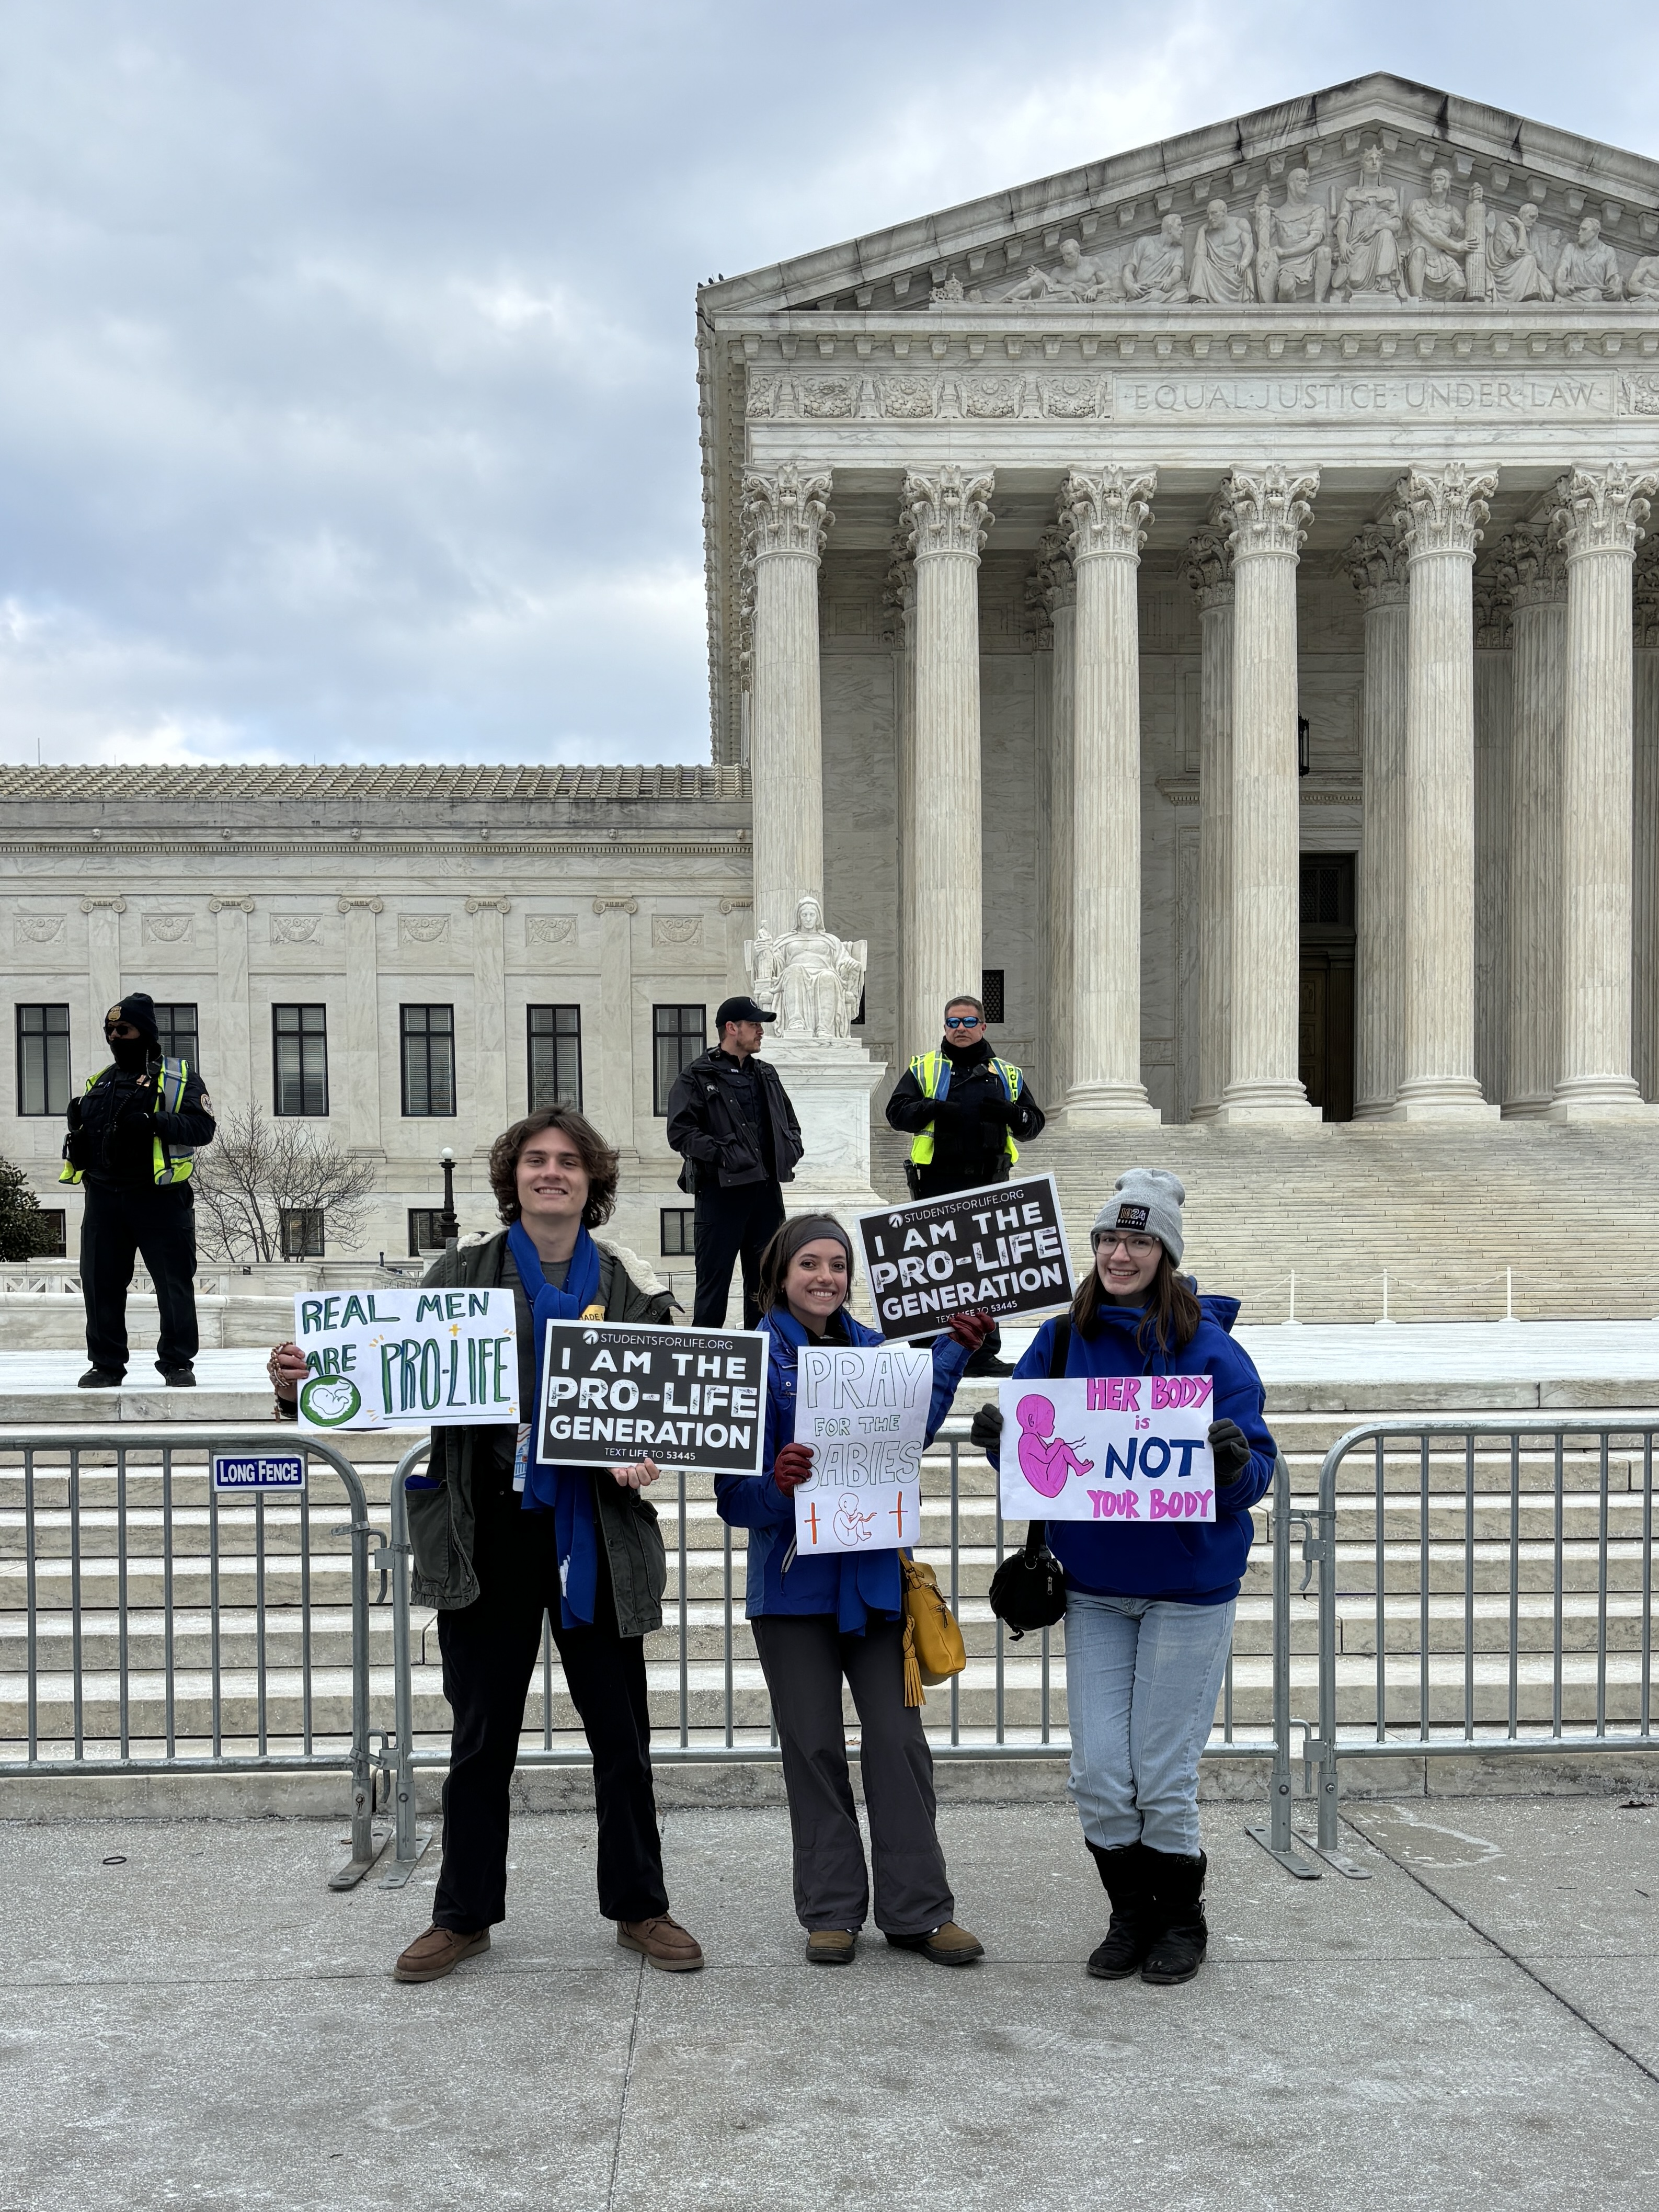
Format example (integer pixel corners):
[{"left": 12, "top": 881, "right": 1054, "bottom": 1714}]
[{"left": 437, "top": 1146, "right": 459, "bottom": 1255}]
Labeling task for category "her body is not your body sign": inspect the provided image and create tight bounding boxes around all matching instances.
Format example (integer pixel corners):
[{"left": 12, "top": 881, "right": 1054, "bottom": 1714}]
[
  {"left": 793, "top": 1343, "right": 932, "bottom": 1556},
  {"left": 997, "top": 1373, "right": 1217, "bottom": 1523}
]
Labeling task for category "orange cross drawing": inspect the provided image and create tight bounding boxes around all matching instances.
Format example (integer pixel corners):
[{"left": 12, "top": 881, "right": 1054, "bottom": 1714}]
[{"left": 805, "top": 1501, "right": 821, "bottom": 1544}]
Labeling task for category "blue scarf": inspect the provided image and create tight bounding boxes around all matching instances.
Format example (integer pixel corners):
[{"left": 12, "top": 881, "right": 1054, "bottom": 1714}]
[{"left": 508, "top": 1218, "right": 604, "bottom": 1628}]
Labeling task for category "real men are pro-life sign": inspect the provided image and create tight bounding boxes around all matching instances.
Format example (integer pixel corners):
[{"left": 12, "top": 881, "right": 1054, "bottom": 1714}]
[
  {"left": 856, "top": 1174, "right": 1076, "bottom": 1342},
  {"left": 292, "top": 1287, "right": 518, "bottom": 1432}
]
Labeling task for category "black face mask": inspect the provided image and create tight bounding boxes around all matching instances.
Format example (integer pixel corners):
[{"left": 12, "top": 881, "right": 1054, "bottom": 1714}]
[{"left": 106, "top": 1033, "right": 151, "bottom": 1073}]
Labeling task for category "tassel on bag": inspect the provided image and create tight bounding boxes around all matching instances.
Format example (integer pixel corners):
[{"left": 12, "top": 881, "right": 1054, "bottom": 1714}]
[{"left": 900, "top": 1556, "right": 967, "bottom": 1707}]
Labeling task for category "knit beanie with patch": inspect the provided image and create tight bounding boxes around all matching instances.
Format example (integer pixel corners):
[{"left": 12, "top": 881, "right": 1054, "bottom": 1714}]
[{"left": 1091, "top": 1169, "right": 1186, "bottom": 1266}]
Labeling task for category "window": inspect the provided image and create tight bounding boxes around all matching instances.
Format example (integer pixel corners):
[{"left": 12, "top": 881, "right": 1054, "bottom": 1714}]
[
  {"left": 653, "top": 1004, "right": 706, "bottom": 1116},
  {"left": 528, "top": 1004, "right": 582, "bottom": 1112},
  {"left": 32, "top": 1209, "right": 67, "bottom": 1258},
  {"left": 279, "top": 1207, "right": 325, "bottom": 1259},
  {"left": 401, "top": 1005, "right": 455, "bottom": 1117},
  {"left": 153, "top": 1003, "right": 198, "bottom": 1064},
  {"left": 273, "top": 1004, "right": 329, "bottom": 1117},
  {"left": 980, "top": 971, "right": 1006, "bottom": 1025},
  {"left": 16, "top": 1005, "right": 71, "bottom": 1116},
  {"left": 408, "top": 1207, "right": 445, "bottom": 1256},
  {"left": 660, "top": 1207, "right": 696, "bottom": 1257}
]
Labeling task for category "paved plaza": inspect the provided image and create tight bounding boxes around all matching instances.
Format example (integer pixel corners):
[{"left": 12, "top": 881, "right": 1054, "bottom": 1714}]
[{"left": 5, "top": 1792, "right": 1659, "bottom": 2210}]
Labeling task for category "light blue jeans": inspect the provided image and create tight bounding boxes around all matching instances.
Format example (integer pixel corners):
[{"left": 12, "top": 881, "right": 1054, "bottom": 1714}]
[{"left": 1064, "top": 1589, "right": 1237, "bottom": 1857}]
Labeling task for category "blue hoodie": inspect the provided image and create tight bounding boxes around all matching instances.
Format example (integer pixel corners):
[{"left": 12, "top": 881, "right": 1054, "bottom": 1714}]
[
  {"left": 714, "top": 1307, "right": 971, "bottom": 1632},
  {"left": 991, "top": 1296, "right": 1276, "bottom": 1605}
]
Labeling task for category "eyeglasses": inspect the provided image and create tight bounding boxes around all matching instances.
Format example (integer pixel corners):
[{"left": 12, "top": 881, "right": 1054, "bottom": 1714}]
[
  {"left": 1098, "top": 1236, "right": 1158, "bottom": 1257},
  {"left": 943, "top": 1015, "right": 982, "bottom": 1029}
]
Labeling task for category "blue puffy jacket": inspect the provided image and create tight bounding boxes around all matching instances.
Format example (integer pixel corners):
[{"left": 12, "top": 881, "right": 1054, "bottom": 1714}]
[
  {"left": 714, "top": 1307, "right": 971, "bottom": 1633},
  {"left": 991, "top": 1296, "right": 1276, "bottom": 1605}
]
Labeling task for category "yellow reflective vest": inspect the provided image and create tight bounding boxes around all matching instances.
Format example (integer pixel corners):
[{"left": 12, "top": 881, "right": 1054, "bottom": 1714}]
[
  {"left": 906, "top": 1051, "right": 1025, "bottom": 1168},
  {"left": 60, "top": 1058, "right": 199, "bottom": 1188}
]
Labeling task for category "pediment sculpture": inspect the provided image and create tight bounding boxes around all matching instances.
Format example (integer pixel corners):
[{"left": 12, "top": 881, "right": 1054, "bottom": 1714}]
[
  {"left": 746, "top": 897, "right": 867, "bottom": 1046},
  {"left": 947, "top": 138, "right": 1659, "bottom": 313}
]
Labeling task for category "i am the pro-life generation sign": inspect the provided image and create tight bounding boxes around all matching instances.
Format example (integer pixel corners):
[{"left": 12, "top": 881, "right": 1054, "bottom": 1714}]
[
  {"left": 856, "top": 1175, "right": 1076, "bottom": 1342},
  {"left": 292, "top": 1288, "right": 518, "bottom": 1433},
  {"left": 997, "top": 1374, "right": 1219, "bottom": 1524},
  {"left": 535, "top": 1322, "right": 767, "bottom": 1477},
  {"left": 793, "top": 1343, "right": 932, "bottom": 1556}
]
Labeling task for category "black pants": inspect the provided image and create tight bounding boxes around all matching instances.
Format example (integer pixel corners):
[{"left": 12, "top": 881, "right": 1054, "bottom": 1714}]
[
  {"left": 751, "top": 1613, "right": 954, "bottom": 1936},
  {"left": 692, "top": 1181, "right": 785, "bottom": 1328},
  {"left": 79, "top": 1180, "right": 199, "bottom": 1375},
  {"left": 433, "top": 1486, "right": 669, "bottom": 1932}
]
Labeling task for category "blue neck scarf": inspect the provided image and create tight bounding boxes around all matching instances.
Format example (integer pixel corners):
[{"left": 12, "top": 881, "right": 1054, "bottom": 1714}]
[{"left": 508, "top": 1218, "right": 604, "bottom": 1628}]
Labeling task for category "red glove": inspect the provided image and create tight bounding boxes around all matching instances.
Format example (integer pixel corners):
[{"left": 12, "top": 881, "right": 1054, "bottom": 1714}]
[
  {"left": 772, "top": 1441, "right": 815, "bottom": 1493},
  {"left": 948, "top": 1308, "right": 996, "bottom": 1353}
]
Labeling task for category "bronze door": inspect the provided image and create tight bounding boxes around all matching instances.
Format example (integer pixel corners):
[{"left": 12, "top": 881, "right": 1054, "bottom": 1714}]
[{"left": 1298, "top": 854, "right": 1356, "bottom": 1122}]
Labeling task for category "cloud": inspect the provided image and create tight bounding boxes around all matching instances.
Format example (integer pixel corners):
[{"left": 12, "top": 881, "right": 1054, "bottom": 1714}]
[{"left": 0, "top": 0, "right": 1654, "bottom": 766}]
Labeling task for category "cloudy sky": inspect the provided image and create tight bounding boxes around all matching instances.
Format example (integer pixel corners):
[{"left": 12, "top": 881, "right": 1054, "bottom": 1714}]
[{"left": 1, "top": 1, "right": 1654, "bottom": 770}]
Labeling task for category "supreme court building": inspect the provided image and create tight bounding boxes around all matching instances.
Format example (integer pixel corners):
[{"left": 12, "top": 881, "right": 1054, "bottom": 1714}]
[{"left": 4, "top": 73, "right": 1659, "bottom": 1262}]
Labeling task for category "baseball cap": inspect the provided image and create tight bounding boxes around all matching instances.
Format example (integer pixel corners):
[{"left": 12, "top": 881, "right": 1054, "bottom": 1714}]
[{"left": 715, "top": 995, "right": 776, "bottom": 1029}]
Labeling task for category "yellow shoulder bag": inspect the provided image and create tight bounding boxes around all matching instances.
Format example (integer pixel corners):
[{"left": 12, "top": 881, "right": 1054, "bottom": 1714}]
[{"left": 899, "top": 1556, "right": 967, "bottom": 1707}]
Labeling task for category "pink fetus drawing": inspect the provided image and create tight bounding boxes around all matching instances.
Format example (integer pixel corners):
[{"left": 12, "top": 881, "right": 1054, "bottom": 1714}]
[{"left": 1014, "top": 1395, "right": 1094, "bottom": 1499}]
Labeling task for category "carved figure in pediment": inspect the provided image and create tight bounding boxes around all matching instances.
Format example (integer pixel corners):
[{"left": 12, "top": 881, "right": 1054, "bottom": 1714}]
[
  {"left": 1186, "top": 200, "right": 1255, "bottom": 305},
  {"left": 1404, "top": 169, "right": 1475, "bottom": 301},
  {"left": 1554, "top": 216, "right": 1623, "bottom": 304},
  {"left": 1489, "top": 203, "right": 1554, "bottom": 303},
  {"left": 1005, "top": 237, "right": 1114, "bottom": 304},
  {"left": 1628, "top": 255, "right": 1659, "bottom": 303},
  {"left": 1335, "top": 144, "right": 1408, "bottom": 300},
  {"left": 1253, "top": 169, "right": 1331, "bottom": 304},
  {"left": 1121, "top": 213, "right": 1188, "bottom": 304}
]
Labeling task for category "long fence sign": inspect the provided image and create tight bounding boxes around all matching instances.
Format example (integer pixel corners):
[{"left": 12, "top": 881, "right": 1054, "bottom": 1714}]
[
  {"left": 794, "top": 1343, "right": 932, "bottom": 1556},
  {"left": 293, "top": 1287, "right": 518, "bottom": 1432},
  {"left": 997, "top": 1374, "right": 1217, "bottom": 1523},
  {"left": 536, "top": 1322, "right": 767, "bottom": 1477},
  {"left": 855, "top": 1174, "right": 1075, "bottom": 1342}
]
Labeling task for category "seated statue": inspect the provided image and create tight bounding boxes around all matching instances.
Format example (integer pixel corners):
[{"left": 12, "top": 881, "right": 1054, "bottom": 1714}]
[
  {"left": 1404, "top": 168, "right": 1473, "bottom": 301},
  {"left": 1121, "top": 213, "right": 1188, "bottom": 303},
  {"left": 1005, "top": 237, "right": 1112, "bottom": 304},
  {"left": 748, "top": 897, "right": 867, "bottom": 1045},
  {"left": 1336, "top": 144, "right": 1407, "bottom": 300},
  {"left": 1489, "top": 204, "right": 1554, "bottom": 303},
  {"left": 1553, "top": 215, "right": 1623, "bottom": 304},
  {"left": 1254, "top": 170, "right": 1331, "bottom": 304},
  {"left": 1187, "top": 200, "right": 1255, "bottom": 304},
  {"left": 1628, "top": 255, "right": 1659, "bottom": 303}
]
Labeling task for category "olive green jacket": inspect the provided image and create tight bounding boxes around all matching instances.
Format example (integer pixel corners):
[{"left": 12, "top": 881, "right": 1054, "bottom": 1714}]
[{"left": 407, "top": 1228, "right": 676, "bottom": 1630}]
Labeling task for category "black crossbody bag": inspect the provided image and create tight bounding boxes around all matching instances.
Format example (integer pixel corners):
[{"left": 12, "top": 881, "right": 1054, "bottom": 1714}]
[{"left": 987, "top": 1318, "right": 1070, "bottom": 1639}]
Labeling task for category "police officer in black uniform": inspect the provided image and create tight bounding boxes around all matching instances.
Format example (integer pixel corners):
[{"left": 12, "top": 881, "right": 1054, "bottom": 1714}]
[
  {"left": 62, "top": 993, "right": 216, "bottom": 1388},
  {"left": 665, "top": 995, "right": 804, "bottom": 1329}
]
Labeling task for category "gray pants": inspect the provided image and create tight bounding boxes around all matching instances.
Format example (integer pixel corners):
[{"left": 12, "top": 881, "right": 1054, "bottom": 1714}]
[{"left": 751, "top": 1613, "right": 955, "bottom": 1937}]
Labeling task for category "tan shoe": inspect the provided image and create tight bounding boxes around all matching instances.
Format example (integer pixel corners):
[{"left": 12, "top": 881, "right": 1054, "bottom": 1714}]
[
  {"left": 885, "top": 1921, "right": 985, "bottom": 1967},
  {"left": 806, "top": 1930, "right": 857, "bottom": 1966},
  {"left": 617, "top": 1913, "right": 705, "bottom": 1972},
  {"left": 393, "top": 1923, "right": 490, "bottom": 1983}
]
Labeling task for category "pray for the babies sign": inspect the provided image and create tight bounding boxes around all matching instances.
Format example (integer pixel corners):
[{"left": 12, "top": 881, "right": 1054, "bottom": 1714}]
[
  {"left": 292, "top": 1287, "right": 518, "bottom": 1432},
  {"left": 855, "top": 1175, "right": 1075, "bottom": 1341},
  {"left": 793, "top": 1343, "right": 932, "bottom": 1557},
  {"left": 997, "top": 1374, "right": 1218, "bottom": 1523}
]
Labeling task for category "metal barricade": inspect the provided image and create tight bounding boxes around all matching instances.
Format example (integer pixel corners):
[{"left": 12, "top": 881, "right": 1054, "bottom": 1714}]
[
  {"left": 375, "top": 1426, "right": 1284, "bottom": 1885},
  {"left": 0, "top": 1426, "right": 388, "bottom": 1888},
  {"left": 1306, "top": 1417, "right": 1659, "bottom": 1855}
]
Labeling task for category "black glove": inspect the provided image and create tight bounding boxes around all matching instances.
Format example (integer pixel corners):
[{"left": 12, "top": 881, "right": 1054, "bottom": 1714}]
[
  {"left": 977, "top": 1094, "right": 1011, "bottom": 1123},
  {"left": 1207, "top": 1419, "right": 1252, "bottom": 1486},
  {"left": 931, "top": 1096, "right": 970, "bottom": 1129},
  {"left": 970, "top": 1402, "right": 1004, "bottom": 1452}
]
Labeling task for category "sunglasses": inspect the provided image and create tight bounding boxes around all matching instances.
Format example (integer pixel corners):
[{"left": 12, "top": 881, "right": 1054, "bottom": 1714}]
[{"left": 943, "top": 1014, "right": 983, "bottom": 1029}]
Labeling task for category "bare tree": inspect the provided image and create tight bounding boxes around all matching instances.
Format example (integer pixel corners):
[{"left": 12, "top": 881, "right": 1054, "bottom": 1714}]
[{"left": 193, "top": 1104, "right": 378, "bottom": 1263}]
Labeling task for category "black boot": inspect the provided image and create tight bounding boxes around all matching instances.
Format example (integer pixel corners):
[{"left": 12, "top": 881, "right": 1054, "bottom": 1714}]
[
  {"left": 1140, "top": 1850, "right": 1207, "bottom": 1985},
  {"left": 1084, "top": 1840, "right": 1159, "bottom": 1980}
]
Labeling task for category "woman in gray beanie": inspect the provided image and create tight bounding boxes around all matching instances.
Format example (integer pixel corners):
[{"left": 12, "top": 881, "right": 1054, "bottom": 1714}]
[{"left": 973, "top": 1167, "right": 1277, "bottom": 1986}]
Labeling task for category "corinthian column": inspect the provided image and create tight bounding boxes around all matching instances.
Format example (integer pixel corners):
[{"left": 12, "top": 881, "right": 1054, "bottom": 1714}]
[
  {"left": 742, "top": 463, "right": 833, "bottom": 939},
  {"left": 885, "top": 537, "right": 920, "bottom": 1057},
  {"left": 1495, "top": 523, "right": 1568, "bottom": 1115},
  {"left": 1547, "top": 464, "right": 1659, "bottom": 1119},
  {"left": 1343, "top": 523, "right": 1410, "bottom": 1118},
  {"left": 1183, "top": 521, "right": 1234, "bottom": 1121},
  {"left": 900, "top": 465, "right": 993, "bottom": 1030},
  {"left": 1213, "top": 468, "right": 1320, "bottom": 1123},
  {"left": 1035, "top": 533, "right": 1076, "bottom": 1104},
  {"left": 1635, "top": 540, "right": 1659, "bottom": 1101},
  {"left": 1060, "top": 469, "right": 1159, "bottom": 1123},
  {"left": 1387, "top": 463, "right": 1501, "bottom": 1120}
]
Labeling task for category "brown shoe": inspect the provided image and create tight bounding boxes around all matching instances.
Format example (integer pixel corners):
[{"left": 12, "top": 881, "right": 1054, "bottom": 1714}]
[
  {"left": 617, "top": 1913, "right": 705, "bottom": 1972},
  {"left": 393, "top": 1923, "right": 490, "bottom": 1983},
  {"left": 885, "top": 1920, "right": 985, "bottom": 1967},
  {"left": 806, "top": 1930, "right": 857, "bottom": 1966}
]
